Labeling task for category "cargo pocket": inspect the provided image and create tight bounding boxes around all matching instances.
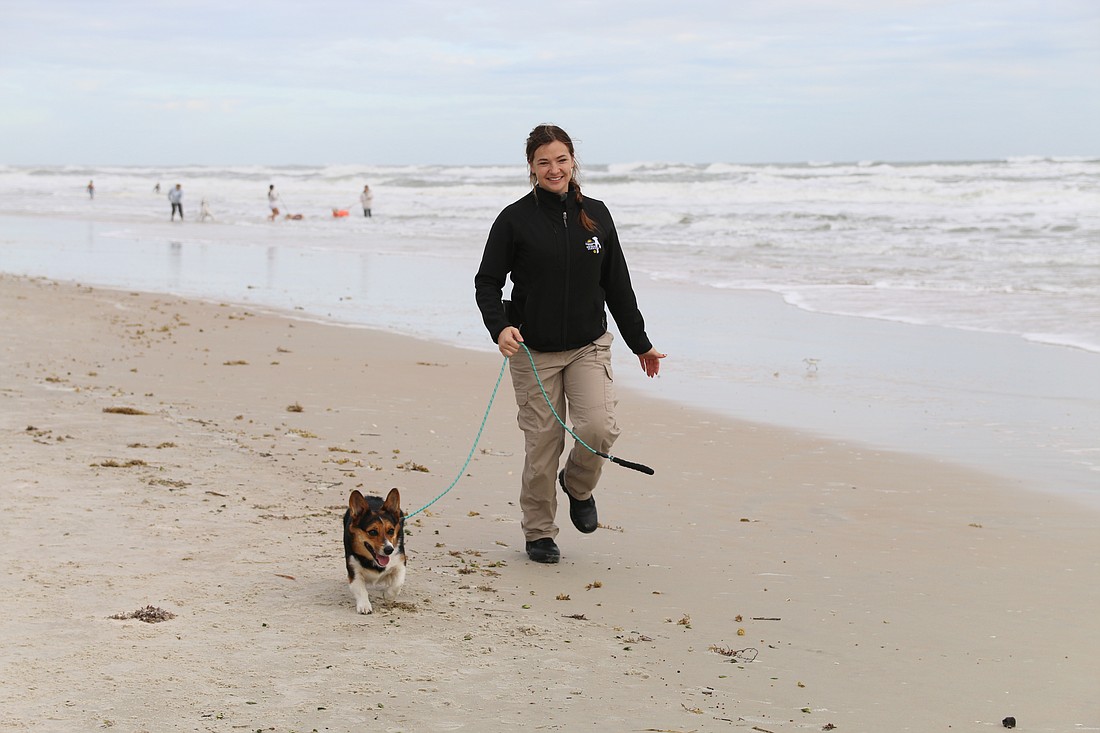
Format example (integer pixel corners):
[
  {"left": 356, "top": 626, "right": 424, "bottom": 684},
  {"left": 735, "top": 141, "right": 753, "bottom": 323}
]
[
  {"left": 593, "top": 334, "right": 617, "bottom": 411},
  {"left": 601, "top": 360, "right": 618, "bottom": 411},
  {"left": 515, "top": 389, "right": 541, "bottom": 433}
]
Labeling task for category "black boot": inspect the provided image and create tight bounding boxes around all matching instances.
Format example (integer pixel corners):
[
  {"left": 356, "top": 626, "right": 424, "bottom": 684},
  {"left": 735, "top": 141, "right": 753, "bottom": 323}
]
[
  {"left": 559, "top": 470, "right": 598, "bottom": 533},
  {"left": 525, "top": 538, "right": 560, "bottom": 563}
]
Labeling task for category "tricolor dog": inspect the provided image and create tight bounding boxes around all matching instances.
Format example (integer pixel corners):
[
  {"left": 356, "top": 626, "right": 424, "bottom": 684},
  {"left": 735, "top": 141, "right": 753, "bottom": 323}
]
[{"left": 343, "top": 488, "right": 406, "bottom": 614}]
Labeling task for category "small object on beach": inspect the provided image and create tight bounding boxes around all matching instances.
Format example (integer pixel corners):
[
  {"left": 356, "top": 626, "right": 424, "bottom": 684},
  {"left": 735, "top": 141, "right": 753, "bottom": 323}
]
[
  {"left": 110, "top": 605, "right": 176, "bottom": 623},
  {"left": 95, "top": 459, "right": 147, "bottom": 468},
  {"left": 286, "top": 402, "right": 304, "bottom": 412},
  {"left": 102, "top": 406, "right": 149, "bottom": 415},
  {"left": 332, "top": 208, "right": 349, "bottom": 218},
  {"left": 1002, "top": 717, "right": 1016, "bottom": 729},
  {"left": 708, "top": 645, "right": 757, "bottom": 662}
]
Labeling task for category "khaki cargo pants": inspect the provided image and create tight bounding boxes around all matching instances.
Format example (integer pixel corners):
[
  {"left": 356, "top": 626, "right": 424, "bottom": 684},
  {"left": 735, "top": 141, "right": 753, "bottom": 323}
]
[{"left": 509, "top": 331, "right": 621, "bottom": 542}]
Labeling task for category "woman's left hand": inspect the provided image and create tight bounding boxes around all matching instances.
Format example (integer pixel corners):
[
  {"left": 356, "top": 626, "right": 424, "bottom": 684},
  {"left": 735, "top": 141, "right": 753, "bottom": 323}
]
[{"left": 637, "top": 347, "right": 667, "bottom": 378}]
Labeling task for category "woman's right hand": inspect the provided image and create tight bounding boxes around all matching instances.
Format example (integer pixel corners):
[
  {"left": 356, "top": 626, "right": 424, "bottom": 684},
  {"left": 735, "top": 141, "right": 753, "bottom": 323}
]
[
  {"left": 497, "top": 326, "right": 523, "bottom": 357},
  {"left": 637, "top": 347, "right": 667, "bottom": 377}
]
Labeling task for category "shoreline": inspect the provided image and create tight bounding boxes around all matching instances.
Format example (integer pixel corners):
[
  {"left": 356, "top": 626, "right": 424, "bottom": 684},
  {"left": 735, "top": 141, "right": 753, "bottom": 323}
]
[
  {"left": 3, "top": 274, "right": 1099, "bottom": 731},
  {"left": 2, "top": 212, "right": 1098, "bottom": 502}
]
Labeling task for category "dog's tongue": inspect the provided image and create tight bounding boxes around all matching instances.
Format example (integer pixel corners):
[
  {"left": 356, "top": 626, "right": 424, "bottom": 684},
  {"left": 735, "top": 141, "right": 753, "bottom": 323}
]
[{"left": 375, "top": 554, "right": 390, "bottom": 567}]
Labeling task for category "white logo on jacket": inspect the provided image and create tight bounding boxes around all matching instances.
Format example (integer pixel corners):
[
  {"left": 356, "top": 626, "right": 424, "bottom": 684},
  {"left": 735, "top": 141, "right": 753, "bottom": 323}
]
[{"left": 585, "top": 236, "right": 602, "bottom": 254}]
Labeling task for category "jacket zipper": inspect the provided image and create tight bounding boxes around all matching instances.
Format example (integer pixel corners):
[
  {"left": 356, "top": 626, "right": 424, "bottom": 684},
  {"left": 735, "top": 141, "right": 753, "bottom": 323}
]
[{"left": 561, "top": 209, "right": 570, "bottom": 349}]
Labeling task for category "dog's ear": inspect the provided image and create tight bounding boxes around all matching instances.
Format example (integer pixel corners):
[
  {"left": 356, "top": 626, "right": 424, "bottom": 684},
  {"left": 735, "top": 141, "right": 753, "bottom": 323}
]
[
  {"left": 383, "top": 487, "right": 401, "bottom": 515},
  {"left": 348, "top": 489, "right": 369, "bottom": 519}
]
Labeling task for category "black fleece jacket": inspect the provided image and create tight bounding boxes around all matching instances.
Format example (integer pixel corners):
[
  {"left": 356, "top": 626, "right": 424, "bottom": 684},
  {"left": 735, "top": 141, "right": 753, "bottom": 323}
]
[{"left": 475, "top": 185, "right": 653, "bottom": 355}]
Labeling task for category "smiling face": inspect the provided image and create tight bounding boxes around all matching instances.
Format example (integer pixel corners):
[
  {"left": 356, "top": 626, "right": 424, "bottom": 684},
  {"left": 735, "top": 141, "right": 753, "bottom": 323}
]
[{"left": 530, "top": 140, "right": 574, "bottom": 195}]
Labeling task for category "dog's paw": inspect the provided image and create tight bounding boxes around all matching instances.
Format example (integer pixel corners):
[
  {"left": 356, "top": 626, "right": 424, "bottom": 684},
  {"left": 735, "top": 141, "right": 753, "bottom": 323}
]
[{"left": 356, "top": 600, "right": 374, "bottom": 614}]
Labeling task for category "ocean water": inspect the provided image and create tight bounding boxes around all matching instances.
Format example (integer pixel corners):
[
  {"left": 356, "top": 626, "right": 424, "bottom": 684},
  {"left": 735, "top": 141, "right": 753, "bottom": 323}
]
[
  {"left": 3, "top": 157, "right": 1099, "bottom": 353},
  {"left": 1, "top": 159, "right": 1098, "bottom": 499}
]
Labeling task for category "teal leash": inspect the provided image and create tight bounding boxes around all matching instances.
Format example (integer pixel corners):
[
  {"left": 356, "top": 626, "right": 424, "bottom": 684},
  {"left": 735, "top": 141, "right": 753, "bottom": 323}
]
[
  {"left": 516, "top": 342, "right": 655, "bottom": 476},
  {"left": 404, "top": 341, "right": 654, "bottom": 520},
  {"left": 404, "top": 355, "right": 508, "bottom": 520}
]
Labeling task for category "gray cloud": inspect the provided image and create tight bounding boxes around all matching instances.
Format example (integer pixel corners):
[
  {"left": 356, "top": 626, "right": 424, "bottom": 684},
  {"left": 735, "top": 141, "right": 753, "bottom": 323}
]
[{"left": 1, "top": 0, "right": 1097, "bottom": 163}]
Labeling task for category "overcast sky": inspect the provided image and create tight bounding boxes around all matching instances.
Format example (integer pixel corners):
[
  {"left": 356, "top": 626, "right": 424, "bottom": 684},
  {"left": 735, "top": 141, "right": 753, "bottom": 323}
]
[{"left": 1, "top": 0, "right": 1097, "bottom": 166}]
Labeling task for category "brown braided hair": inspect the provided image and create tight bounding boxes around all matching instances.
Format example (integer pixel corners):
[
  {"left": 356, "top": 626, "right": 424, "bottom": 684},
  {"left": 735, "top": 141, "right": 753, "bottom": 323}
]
[{"left": 525, "top": 124, "right": 600, "bottom": 233}]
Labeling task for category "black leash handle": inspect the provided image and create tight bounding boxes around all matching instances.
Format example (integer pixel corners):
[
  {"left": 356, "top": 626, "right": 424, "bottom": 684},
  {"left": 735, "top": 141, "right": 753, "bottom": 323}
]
[{"left": 600, "top": 452, "right": 656, "bottom": 475}]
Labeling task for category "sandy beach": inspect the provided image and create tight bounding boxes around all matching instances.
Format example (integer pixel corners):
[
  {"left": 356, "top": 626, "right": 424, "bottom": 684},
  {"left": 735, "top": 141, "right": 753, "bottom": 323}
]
[{"left": 2, "top": 272, "right": 1098, "bottom": 732}]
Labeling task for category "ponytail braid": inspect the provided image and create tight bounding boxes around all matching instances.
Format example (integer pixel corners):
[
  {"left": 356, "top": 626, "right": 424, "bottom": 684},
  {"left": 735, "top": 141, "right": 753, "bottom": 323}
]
[{"left": 571, "top": 178, "right": 600, "bottom": 234}]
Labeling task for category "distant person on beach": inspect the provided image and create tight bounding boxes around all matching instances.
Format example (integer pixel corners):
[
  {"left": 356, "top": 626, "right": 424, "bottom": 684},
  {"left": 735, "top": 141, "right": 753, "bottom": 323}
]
[
  {"left": 168, "top": 183, "right": 184, "bottom": 221},
  {"left": 360, "top": 185, "right": 373, "bottom": 217},
  {"left": 474, "top": 123, "right": 666, "bottom": 565},
  {"left": 267, "top": 185, "right": 280, "bottom": 220},
  {"left": 153, "top": 182, "right": 161, "bottom": 194},
  {"left": 87, "top": 180, "right": 94, "bottom": 199},
  {"left": 199, "top": 198, "right": 213, "bottom": 222}
]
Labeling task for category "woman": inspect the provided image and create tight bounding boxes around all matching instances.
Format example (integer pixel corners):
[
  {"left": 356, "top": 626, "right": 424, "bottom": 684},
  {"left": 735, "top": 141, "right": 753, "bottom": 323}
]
[{"left": 475, "top": 124, "right": 665, "bottom": 564}]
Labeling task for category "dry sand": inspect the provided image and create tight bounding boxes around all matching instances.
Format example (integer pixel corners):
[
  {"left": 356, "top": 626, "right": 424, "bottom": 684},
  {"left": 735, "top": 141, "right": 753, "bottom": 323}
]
[{"left": 1, "top": 273, "right": 1098, "bottom": 732}]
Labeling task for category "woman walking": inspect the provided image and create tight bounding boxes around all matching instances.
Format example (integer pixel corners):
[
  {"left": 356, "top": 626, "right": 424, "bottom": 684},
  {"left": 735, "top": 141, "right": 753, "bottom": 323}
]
[{"left": 475, "top": 124, "right": 665, "bottom": 563}]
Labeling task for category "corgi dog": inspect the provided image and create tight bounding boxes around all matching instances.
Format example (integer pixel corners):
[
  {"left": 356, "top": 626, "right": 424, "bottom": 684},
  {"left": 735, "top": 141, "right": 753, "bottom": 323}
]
[{"left": 343, "top": 488, "right": 406, "bottom": 614}]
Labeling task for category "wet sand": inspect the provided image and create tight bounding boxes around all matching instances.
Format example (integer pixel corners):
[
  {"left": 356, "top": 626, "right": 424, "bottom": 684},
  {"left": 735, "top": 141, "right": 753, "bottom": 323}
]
[{"left": 3, "top": 212, "right": 1098, "bottom": 499}]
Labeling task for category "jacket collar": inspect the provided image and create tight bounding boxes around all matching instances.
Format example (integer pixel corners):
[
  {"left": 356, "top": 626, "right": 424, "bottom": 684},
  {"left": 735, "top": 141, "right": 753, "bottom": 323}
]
[{"left": 533, "top": 184, "right": 578, "bottom": 211}]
